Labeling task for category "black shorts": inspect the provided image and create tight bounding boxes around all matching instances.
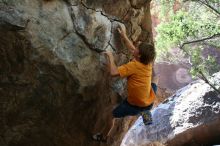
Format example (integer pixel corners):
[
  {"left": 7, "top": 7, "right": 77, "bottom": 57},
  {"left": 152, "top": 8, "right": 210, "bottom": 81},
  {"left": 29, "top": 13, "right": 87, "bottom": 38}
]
[{"left": 112, "top": 83, "right": 157, "bottom": 118}]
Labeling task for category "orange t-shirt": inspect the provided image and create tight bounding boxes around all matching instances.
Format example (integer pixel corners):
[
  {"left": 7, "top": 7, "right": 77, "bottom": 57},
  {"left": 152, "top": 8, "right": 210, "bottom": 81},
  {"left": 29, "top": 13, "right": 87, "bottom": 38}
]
[{"left": 118, "top": 60, "right": 156, "bottom": 107}]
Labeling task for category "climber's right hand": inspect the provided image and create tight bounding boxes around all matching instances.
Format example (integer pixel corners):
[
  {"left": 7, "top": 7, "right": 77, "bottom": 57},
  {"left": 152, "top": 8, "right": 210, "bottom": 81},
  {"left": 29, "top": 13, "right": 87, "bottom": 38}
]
[
  {"left": 117, "top": 25, "right": 126, "bottom": 38},
  {"left": 102, "top": 51, "right": 113, "bottom": 58}
]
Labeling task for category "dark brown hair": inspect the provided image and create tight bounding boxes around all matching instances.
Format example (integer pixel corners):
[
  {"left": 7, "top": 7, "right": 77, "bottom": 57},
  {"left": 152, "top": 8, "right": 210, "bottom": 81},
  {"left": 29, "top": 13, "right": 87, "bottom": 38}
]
[{"left": 138, "top": 43, "right": 156, "bottom": 65}]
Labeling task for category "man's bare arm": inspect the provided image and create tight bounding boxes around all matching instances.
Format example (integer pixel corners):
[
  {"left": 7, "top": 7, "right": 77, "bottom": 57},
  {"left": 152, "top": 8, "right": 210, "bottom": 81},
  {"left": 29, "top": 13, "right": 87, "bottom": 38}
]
[
  {"left": 117, "top": 25, "right": 136, "bottom": 54},
  {"left": 104, "top": 52, "right": 119, "bottom": 76}
]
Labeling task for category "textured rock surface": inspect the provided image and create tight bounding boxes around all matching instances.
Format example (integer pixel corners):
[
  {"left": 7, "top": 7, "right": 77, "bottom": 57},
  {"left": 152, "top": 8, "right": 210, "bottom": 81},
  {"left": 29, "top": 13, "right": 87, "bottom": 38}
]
[
  {"left": 121, "top": 72, "right": 220, "bottom": 146},
  {"left": 0, "top": 0, "right": 153, "bottom": 146}
]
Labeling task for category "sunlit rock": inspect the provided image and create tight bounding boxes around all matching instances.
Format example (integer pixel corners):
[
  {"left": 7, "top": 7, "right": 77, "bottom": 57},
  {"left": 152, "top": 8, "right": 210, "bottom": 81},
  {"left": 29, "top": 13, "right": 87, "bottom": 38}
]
[{"left": 121, "top": 72, "right": 220, "bottom": 146}]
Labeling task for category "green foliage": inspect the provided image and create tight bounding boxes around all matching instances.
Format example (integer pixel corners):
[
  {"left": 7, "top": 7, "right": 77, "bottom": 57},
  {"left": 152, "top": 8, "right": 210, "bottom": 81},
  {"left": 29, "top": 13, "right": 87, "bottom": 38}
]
[
  {"left": 155, "top": 11, "right": 198, "bottom": 59},
  {"left": 188, "top": 46, "right": 220, "bottom": 78},
  {"left": 155, "top": 7, "right": 220, "bottom": 58},
  {"left": 154, "top": 0, "right": 220, "bottom": 77},
  {"left": 154, "top": 0, "right": 176, "bottom": 19}
]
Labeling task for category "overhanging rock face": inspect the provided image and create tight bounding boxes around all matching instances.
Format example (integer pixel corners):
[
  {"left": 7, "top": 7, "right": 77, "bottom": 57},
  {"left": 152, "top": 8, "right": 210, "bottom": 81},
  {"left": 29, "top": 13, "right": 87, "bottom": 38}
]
[
  {"left": 0, "top": 0, "right": 153, "bottom": 146},
  {"left": 121, "top": 72, "right": 220, "bottom": 146}
]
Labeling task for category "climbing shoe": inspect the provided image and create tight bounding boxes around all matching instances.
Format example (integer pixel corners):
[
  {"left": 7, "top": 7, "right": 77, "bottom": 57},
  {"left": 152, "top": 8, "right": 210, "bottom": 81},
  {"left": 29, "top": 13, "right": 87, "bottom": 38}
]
[
  {"left": 141, "top": 111, "right": 152, "bottom": 126},
  {"left": 92, "top": 133, "right": 107, "bottom": 143}
]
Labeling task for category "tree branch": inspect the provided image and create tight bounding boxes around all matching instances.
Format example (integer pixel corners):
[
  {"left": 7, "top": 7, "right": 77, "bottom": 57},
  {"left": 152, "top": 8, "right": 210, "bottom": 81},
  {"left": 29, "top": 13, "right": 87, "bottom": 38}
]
[
  {"left": 178, "top": 33, "right": 220, "bottom": 95},
  {"left": 199, "top": 71, "right": 220, "bottom": 94},
  {"left": 184, "top": 0, "right": 220, "bottom": 15},
  {"left": 178, "top": 0, "right": 220, "bottom": 95},
  {"left": 198, "top": 0, "right": 220, "bottom": 15},
  {"left": 179, "top": 33, "right": 220, "bottom": 50}
]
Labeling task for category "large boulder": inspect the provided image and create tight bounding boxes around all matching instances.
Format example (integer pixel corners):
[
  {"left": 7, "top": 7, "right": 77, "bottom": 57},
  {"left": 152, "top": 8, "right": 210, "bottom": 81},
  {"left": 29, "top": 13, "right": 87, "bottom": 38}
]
[
  {"left": 121, "top": 72, "right": 220, "bottom": 146},
  {"left": 0, "top": 0, "right": 153, "bottom": 146}
]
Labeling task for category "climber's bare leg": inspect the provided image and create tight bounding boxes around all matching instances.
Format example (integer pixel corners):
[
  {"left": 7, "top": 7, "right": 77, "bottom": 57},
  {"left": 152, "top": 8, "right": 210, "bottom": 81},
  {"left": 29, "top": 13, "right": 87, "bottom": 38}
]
[
  {"left": 103, "top": 116, "right": 115, "bottom": 139},
  {"left": 152, "top": 65, "right": 159, "bottom": 85}
]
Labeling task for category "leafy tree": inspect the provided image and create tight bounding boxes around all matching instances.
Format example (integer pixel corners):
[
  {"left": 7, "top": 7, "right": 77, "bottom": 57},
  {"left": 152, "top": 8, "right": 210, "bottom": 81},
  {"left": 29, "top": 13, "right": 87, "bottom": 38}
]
[{"left": 154, "top": 0, "right": 220, "bottom": 93}]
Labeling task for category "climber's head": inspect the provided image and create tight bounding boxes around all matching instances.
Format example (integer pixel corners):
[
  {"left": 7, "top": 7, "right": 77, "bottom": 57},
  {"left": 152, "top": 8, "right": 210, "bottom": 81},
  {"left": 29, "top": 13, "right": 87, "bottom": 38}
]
[{"left": 133, "top": 42, "right": 156, "bottom": 65}]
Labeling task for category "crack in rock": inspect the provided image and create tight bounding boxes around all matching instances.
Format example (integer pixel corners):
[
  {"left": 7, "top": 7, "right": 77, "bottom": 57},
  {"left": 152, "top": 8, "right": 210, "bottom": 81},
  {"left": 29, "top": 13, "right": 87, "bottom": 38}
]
[
  {"left": 64, "top": 0, "right": 144, "bottom": 55},
  {"left": 0, "top": 5, "right": 28, "bottom": 30},
  {"left": 69, "top": 5, "right": 112, "bottom": 53},
  {"left": 62, "top": 1, "right": 101, "bottom": 53},
  {"left": 80, "top": 0, "right": 124, "bottom": 23}
]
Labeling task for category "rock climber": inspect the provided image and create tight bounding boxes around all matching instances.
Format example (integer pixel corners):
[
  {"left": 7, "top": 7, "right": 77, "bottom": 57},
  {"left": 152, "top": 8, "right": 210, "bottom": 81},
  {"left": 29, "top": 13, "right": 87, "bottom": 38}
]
[{"left": 92, "top": 25, "right": 159, "bottom": 143}]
